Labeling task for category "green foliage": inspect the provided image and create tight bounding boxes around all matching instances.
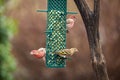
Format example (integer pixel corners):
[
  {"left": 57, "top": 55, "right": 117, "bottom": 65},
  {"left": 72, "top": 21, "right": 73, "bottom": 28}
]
[
  {"left": 0, "top": 0, "right": 4, "bottom": 6},
  {"left": 0, "top": 0, "right": 6, "bottom": 14},
  {"left": 0, "top": 0, "right": 17, "bottom": 80},
  {"left": 0, "top": 43, "right": 16, "bottom": 80},
  {"left": 0, "top": 16, "right": 17, "bottom": 43}
]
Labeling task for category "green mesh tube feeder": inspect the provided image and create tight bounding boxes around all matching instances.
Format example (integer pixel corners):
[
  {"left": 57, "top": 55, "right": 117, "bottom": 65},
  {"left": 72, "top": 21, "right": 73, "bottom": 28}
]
[{"left": 37, "top": 0, "right": 77, "bottom": 68}]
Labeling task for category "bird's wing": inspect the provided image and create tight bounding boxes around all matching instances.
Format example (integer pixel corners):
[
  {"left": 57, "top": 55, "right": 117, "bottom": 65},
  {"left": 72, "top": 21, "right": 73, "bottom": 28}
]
[{"left": 55, "top": 49, "right": 70, "bottom": 55}]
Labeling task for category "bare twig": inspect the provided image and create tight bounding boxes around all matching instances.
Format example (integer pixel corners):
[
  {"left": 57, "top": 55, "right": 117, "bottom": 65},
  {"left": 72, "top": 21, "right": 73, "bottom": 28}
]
[{"left": 74, "top": 0, "right": 109, "bottom": 80}]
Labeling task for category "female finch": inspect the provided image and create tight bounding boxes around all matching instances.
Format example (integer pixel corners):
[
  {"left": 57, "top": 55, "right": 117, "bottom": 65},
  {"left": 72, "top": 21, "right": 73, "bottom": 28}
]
[
  {"left": 54, "top": 48, "right": 79, "bottom": 58},
  {"left": 66, "top": 15, "right": 76, "bottom": 32},
  {"left": 30, "top": 48, "right": 46, "bottom": 61}
]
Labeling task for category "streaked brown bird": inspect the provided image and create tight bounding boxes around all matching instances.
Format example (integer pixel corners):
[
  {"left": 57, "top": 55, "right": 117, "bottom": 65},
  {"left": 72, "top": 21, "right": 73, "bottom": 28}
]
[{"left": 54, "top": 48, "right": 79, "bottom": 58}]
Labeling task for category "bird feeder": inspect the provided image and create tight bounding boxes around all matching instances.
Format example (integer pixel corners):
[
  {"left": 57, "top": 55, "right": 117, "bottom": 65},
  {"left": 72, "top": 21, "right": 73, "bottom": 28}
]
[{"left": 37, "top": 0, "right": 77, "bottom": 68}]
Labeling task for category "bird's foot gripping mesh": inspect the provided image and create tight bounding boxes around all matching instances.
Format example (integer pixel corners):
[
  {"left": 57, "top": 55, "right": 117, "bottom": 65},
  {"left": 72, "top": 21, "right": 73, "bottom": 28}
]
[{"left": 46, "top": 10, "right": 67, "bottom": 68}]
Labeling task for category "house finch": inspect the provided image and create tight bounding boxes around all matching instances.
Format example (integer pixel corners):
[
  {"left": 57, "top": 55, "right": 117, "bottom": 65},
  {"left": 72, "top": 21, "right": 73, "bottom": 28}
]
[
  {"left": 30, "top": 48, "right": 46, "bottom": 61},
  {"left": 54, "top": 48, "right": 79, "bottom": 58},
  {"left": 66, "top": 15, "right": 76, "bottom": 33}
]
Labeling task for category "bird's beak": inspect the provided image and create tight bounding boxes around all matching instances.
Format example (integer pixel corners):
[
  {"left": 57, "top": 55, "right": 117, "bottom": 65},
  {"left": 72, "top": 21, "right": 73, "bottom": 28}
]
[
  {"left": 30, "top": 50, "right": 37, "bottom": 55},
  {"left": 30, "top": 52, "right": 34, "bottom": 55}
]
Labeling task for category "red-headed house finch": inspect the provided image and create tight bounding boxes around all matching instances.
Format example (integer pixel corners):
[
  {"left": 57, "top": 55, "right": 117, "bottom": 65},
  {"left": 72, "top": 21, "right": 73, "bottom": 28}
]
[
  {"left": 30, "top": 48, "right": 46, "bottom": 61},
  {"left": 54, "top": 48, "right": 79, "bottom": 58},
  {"left": 66, "top": 15, "right": 76, "bottom": 33}
]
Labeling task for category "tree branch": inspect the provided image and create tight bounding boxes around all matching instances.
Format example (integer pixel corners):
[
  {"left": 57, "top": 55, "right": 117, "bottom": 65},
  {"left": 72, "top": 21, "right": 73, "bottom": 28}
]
[
  {"left": 94, "top": 0, "right": 100, "bottom": 40},
  {"left": 74, "top": 0, "right": 92, "bottom": 26},
  {"left": 74, "top": 0, "right": 109, "bottom": 80}
]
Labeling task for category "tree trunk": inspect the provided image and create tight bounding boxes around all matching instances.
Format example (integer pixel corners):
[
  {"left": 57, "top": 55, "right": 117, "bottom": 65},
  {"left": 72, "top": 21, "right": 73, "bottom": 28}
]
[{"left": 74, "top": 0, "right": 109, "bottom": 80}]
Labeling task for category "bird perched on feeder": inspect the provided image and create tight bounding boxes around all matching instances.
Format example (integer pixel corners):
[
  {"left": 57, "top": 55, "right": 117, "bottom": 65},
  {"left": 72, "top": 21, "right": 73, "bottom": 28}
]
[
  {"left": 66, "top": 15, "right": 76, "bottom": 33},
  {"left": 30, "top": 47, "right": 78, "bottom": 60},
  {"left": 30, "top": 48, "right": 46, "bottom": 61},
  {"left": 54, "top": 48, "right": 79, "bottom": 58}
]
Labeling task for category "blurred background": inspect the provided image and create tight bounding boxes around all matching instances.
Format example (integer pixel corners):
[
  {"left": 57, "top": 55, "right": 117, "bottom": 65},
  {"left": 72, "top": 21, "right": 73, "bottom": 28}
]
[{"left": 0, "top": 0, "right": 120, "bottom": 80}]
